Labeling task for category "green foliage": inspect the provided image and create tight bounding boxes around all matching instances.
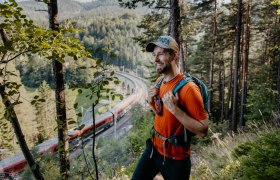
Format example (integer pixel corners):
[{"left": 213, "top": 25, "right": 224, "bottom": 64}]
[
  {"left": 133, "top": 11, "right": 168, "bottom": 50},
  {"left": 127, "top": 103, "right": 153, "bottom": 155},
  {"left": 232, "top": 142, "right": 254, "bottom": 158},
  {"left": 18, "top": 55, "right": 53, "bottom": 88},
  {"left": 271, "top": 0, "right": 280, "bottom": 14},
  {"left": 76, "top": 14, "right": 150, "bottom": 70},
  {"left": 1, "top": 2, "right": 120, "bottom": 179},
  {"left": 190, "top": 120, "right": 280, "bottom": 180},
  {"left": 247, "top": 65, "right": 277, "bottom": 121},
  {"left": 234, "top": 131, "right": 280, "bottom": 180},
  {"left": 218, "top": 160, "right": 241, "bottom": 180},
  {"left": 21, "top": 149, "right": 60, "bottom": 179},
  {"left": 73, "top": 103, "right": 154, "bottom": 178}
]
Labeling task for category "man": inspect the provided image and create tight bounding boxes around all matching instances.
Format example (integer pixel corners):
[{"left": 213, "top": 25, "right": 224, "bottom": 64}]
[{"left": 132, "top": 36, "right": 208, "bottom": 180}]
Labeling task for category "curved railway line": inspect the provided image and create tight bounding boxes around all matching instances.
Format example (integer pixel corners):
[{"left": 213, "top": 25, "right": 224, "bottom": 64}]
[{"left": 0, "top": 72, "right": 147, "bottom": 179}]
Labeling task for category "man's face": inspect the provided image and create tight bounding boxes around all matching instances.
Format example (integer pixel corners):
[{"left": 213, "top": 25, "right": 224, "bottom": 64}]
[{"left": 152, "top": 46, "right": 174, "bottom": 74}]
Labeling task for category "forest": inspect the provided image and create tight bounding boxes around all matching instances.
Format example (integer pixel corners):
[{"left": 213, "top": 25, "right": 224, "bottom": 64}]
[{"left": 0, "top": 0, "right": 280, "bottom": 179}]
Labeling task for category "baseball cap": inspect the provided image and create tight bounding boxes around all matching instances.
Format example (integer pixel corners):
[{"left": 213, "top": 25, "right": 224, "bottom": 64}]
[{"left": 146, "top": 35, "right": 179, "bottom": 52}]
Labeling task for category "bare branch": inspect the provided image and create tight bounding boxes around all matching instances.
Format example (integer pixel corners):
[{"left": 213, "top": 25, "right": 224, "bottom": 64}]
[
  {"left": 153, "top": 6, "right": 169, "bottom": 9},
  {"left": 35, "top": 9, "right": 48, "bottom": 12},
  {"left": 1, "top": 50, "right": 32, "bottom": 64}
]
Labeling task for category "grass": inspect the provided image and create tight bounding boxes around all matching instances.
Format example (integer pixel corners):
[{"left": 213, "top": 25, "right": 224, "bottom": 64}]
[{"left": 190, "top": 119, "right": 279, "bottom": 180}]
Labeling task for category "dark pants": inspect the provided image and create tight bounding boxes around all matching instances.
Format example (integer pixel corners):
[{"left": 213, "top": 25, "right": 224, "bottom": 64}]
[{"left": 132, "top": 139, "right": 191, "bottom": 180}]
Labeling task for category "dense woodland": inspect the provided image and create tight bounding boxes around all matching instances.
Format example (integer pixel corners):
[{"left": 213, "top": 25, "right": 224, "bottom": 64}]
[{"left": 0, "top": 0, "right": 280, "bottom": 179}]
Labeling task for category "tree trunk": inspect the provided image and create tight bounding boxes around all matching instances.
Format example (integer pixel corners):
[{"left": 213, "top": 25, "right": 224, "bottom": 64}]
[
  {"left": 169, "top": 0, "right": 184, "bottom": 72},
  {"left": 180, "top": 36, "right": 186, "bottom": 73},
  {"left": 225, "top": 32, "right": 235, "bottom": 121},
  {"left": 231, "top": 0, "right": 243, "bottom": 132},
  {"left": 240, "top": 0, "right": 251, "bottom": 128},
  {"left": 219, "top": 60, "right": 225, "bottom": 123},
  {"left": 276, "top": 11, "right": 280, "bottom": 125},
  {"left": 48, "top": 0, "right": 70, "bottom": 178},
  {"left": 209, "top": 0, "right": 217, "bottom": 114},
  {"left": 278, "top": 54, "right": 280, "bottom": 124}
]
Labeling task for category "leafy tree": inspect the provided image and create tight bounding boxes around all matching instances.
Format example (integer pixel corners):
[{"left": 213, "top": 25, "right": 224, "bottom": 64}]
[
  {"left": 19, "top": 55, "right": 53, "bottom": 88},
  {"left": 0, "top": 0, "right": 100, "bottom": 178}
]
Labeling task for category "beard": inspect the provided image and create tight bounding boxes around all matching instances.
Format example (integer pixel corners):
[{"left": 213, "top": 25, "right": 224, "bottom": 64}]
[
  {"left": 155, "top": 60, "right": 172, "bottom": 74},
  {"left": 156, "top": 65, "right": 167, "bottom": 73}
]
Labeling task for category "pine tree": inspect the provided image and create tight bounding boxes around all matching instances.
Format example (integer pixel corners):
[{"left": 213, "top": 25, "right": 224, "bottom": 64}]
[{"left": 34, "top": 81, "right": 56, "bottom": 144}]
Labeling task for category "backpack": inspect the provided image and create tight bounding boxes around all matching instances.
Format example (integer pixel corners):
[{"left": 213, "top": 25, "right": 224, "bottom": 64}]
[
  {"left": 152, "top": 73, "right": 209, "bottom": 146},
  {"left": 156, "top": 73, "right": 209, "bottom": 112}
]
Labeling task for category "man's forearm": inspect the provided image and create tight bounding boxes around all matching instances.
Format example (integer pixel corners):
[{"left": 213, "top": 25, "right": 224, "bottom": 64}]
[{"left": 173, "top": 106, "right": 208, "bottom": 137}]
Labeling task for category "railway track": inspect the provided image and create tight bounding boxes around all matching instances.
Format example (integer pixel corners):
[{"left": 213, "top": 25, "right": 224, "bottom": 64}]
[{"left": 0, "top": 72, "right": 147, "bottom": 179}]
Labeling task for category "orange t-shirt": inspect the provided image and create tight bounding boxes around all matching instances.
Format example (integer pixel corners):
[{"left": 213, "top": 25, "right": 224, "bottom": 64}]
[{"left": 153, "top": 73, "right": 207, "bottom": 160}]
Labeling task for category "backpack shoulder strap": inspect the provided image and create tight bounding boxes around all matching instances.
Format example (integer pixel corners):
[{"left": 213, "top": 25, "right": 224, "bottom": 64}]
[
  {"left": 156, "top": 77, "right": 164, "bottom": 88},
  {"left": 172, "top": 75, "right": 193, "bottom": 95}
]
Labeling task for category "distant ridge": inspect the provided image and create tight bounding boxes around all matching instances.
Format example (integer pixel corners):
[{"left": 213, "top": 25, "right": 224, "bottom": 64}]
[{"left": 11, "top": 0, "right": 146, "bottom": 26}]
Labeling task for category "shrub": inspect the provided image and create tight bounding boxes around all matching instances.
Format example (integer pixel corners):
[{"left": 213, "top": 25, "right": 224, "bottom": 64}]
[{"left": 233, "top": 130, "right": 280, "bottom": 180}]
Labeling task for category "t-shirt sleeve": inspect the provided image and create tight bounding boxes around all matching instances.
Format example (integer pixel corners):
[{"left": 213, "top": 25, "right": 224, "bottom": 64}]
[{"left": 179, "top": 82, "right": 207, "bottom": 121}]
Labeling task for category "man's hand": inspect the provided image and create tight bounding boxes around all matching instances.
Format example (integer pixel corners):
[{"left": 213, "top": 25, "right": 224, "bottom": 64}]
[
  {"left": 162, "top": 92, "right": 179, "bottom": 114},
  {"left": 147, "top": 86, "right": 159, "bottom": 104}
]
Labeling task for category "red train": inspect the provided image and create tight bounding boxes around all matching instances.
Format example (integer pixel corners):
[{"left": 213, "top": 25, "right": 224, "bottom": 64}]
[{"left": 0, "top": 73, "right": 145, "bottom": 178}]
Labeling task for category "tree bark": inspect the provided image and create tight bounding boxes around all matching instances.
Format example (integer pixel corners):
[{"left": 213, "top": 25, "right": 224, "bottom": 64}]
[
  {"left": 231, "top": 0, "right": 242, "bottom": 132},
  {"left": 240, "top": 0, "right": 251, "bottom": 127},
  {"left": 169, "top": 0, "right": 185, "bottom": 72},
  {"left": 209, "top": 0, "right": 217, "bottom": 113},
  {"left": 225, "top": 32, "right": 235, "bottom": 121},
  {"left": 48, "top": 0, "right": 70, "bottom": 178},
  {"left": 278, "top": 54, "right": 280, "bottom": 123},
  {"left": 276, "top": 12, "right": 280, "bottom": 125},
  {"left": 180, "top": 36, "right": 186, "bottom": 73},
  {"left": 219, "top": 60, "right": 225, "bottom": 123}
]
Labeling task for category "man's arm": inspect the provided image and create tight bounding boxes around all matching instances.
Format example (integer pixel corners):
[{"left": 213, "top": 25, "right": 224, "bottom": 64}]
[
  {"left": 172, "top": 104, "right": 208, "bottom": 137},
  {"left": 162, "top": 92, "right": 208, "bottom": 137}
]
